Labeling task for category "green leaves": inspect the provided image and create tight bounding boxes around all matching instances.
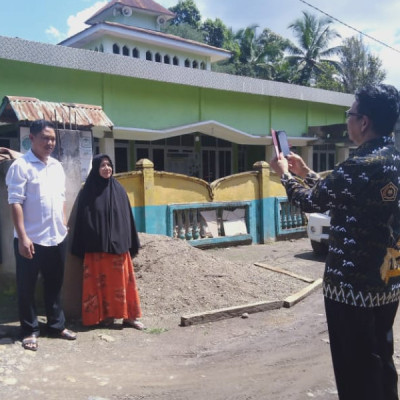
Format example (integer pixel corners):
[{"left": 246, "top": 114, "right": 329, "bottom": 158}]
[{"left": 164, "top": 3, "right": 386, "bottom": 92}]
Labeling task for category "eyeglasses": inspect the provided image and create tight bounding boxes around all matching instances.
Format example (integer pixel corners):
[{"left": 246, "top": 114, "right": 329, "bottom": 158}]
[{"left": 345, "top": 110, "right": 364, "bottom": 119}]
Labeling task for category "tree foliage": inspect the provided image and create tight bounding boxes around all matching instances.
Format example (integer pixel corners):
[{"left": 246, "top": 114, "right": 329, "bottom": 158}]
[
  {"left": 216, "top": 25, "right": 291, "bottom": 80},
  {"left": 202, "top": 18, "right": 227, "bottom": 48},
  {"left": 164, "top": 22, "right": 205, "bottom": 43},
  {"left": 163, "top": 2, "right": 388, "bottom": 93},
  {"left": 313, "top": 62, "right": 345, "bottom": 92},
  {"left": 168, "top": 0, "right": 201, "bottom": 29},
  {"left": 339, "top": 36, "right": 386, "bottom": 93},
  {"left": 286, "top": 11, "right": 342, "bottom": 86}
]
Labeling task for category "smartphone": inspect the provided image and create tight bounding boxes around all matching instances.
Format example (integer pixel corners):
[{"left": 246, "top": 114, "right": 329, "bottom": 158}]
[{"left": 271, "top": 129, "right": 290, "bottom": 157}]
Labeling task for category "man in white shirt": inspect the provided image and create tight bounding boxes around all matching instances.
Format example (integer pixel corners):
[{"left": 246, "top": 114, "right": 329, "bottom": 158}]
[{"left": 6, "top": 119, "right": 76, "bottom": 351}]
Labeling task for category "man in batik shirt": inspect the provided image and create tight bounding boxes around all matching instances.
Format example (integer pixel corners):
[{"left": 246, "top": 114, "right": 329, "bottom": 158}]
[{"left": 270, "top": 84, "right": 400, "bottom": 400}]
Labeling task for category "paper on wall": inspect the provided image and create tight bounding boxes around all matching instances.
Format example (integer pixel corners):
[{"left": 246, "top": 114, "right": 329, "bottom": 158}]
[
  {"left": 222, "top": 208, "right": 247, "bottom": 236},
  {"left": 200, "top": 210, "right": 219, "bottom": 238}
]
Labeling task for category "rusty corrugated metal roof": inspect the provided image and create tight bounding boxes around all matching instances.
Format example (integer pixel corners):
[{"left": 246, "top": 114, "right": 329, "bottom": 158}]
[{"left": 0, "top": 96, "right": 113, "bottom": 129}]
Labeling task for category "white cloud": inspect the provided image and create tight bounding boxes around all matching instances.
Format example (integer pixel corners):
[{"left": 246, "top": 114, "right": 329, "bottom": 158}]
[
  {"left": 66, "top": 1, "right": 107, "bottom": 37},
  {"left": 45, "top": 1, "right": 107, "bottom": 43},
  {"left": 45, "top": 26, "right": 64, "bottom": 42}
]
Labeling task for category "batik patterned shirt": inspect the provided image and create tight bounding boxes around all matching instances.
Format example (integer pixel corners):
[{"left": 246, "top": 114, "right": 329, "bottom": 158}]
[{"left": 281, "top": 136, "right": 400, "bottom": 307}]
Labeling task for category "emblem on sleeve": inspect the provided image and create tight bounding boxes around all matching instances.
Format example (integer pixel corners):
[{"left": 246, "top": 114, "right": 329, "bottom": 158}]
[{"left": 381, "top": 182, "right": 398, "bottom": 201}]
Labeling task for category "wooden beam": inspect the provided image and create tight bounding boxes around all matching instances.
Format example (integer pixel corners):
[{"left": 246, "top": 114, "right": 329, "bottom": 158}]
[
  {"left": 283, "top": 278, "right": 323, "bottom": 308},
  {"left": 254, "top": 262, "right": 314, "bottom": 283},
  {"left": 180, "top": 300, "right": 283, "bottom": 327}
]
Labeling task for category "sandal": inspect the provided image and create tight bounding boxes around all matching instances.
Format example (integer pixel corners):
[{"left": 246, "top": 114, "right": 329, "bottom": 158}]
[
  {"left": 123, "top": 319, "right": 146, "bottom": 330},
  {"left": 60, "top": 328, "right": 77, "bottom": 340},
  {"left": 22, "top": 335, "right": 38, "bottom": 351}
]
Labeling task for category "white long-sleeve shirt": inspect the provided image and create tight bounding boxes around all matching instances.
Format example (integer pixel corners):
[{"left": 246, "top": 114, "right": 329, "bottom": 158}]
[{"left": 6, "top": 150, "right": 68, "bottom": 246}]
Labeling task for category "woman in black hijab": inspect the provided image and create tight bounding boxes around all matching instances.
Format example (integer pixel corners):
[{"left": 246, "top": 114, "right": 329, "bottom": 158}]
[{"left": 71, "top": 154, "right": 144, "bottom": 329}]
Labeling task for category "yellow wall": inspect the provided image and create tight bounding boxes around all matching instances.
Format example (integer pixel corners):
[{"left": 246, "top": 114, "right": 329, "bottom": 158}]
[
  {"left": 115, "top": 172, "right": 143, "bottom": 207},
  {"left": 211, "top": 172, "right": 259, "bottom": 202},
  {"left": 117, "top": 159, "right": 287, "bottom": 207}
]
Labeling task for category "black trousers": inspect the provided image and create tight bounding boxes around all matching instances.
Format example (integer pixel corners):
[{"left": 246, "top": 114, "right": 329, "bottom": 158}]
[
  {"left": 14, "top": 238, "right": 67, "bottom": 338},
  {"left": 325, "top": 297, "right": 399, "bottom": 400}
]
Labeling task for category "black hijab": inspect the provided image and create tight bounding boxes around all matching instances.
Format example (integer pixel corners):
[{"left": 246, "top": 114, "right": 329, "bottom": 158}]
[{"left": 71, "top": 154, "right": 140, "bottom": 258}]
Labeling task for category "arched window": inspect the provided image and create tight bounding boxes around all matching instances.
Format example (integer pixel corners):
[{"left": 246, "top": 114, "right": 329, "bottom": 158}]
[
  {"left": 173, "top": 56, "right": 179, "bottom": 66},
  {"left": 94, "top": 47, "right": 99, "bottom": 52},
  {"left": 184, "top": 58, "right": 190, "bottom": 68},
  {"left": 155, "top": 53, "right": 162, "bottom": 63},
  {"left": 99, "top": 44, "right": 104, "bottom": 52},
  {"left": 164, "top": 55, "right": 170, "bottom": 64},
  {"left": 132, "top": 48, "right": 139, "bottom": 58},
  {"left": 200, "top": 61, "right": 206, "bottom": 70},
  {"left": 122, "top": 46, "right": 129, "bottom": 56},
  {"left": 113, "top": 44, "right": 120, "bottom": 54},
  {"left": 146, "top": 51, "right": 153, "bottom": 61},
  {"left": 192, "top": 60, "right": 198, "bottom": 69}
]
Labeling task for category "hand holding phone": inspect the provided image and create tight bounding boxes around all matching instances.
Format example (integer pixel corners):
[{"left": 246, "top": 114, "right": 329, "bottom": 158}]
[{"left": 271, "top": 129, "right": 290, "bottom": 157}]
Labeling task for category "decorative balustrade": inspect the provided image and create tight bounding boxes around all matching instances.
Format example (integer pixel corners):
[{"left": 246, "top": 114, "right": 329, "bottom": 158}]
[
  {"left": 167, "top": 198, "right": 306, "bottom": 246},
  {"left": 275, "top": 197, "right": 307, "bottom": 235},
  {"left": 168, "top": 202, "right": 253, "bottom": 247},
  {"left": 173, "top": 208, "right": 218, "bottom": 240}
]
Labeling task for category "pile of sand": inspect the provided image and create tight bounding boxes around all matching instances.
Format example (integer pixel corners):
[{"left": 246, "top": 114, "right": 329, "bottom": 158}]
[{"left": 134, "top": 233, "right": 308, "bottom": 320}]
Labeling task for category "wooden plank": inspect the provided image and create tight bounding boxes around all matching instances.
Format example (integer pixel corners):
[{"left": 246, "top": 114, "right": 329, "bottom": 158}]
[
  {"left": 180, "top": 300, "right": 283, "bottom": 327},
  {"left": 254, "top": 262, "right": 314, "bottom": 283},
  {"left": 283, "top": 278, "right": 323, "bottom": 308}
]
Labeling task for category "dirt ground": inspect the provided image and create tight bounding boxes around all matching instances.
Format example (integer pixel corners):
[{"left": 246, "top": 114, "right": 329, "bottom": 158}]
[{"left": 1, "top": 234, "right": 400, "bottom": 400}]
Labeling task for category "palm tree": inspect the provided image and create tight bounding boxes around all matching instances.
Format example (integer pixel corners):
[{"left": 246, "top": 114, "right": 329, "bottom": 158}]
[
  {"left": 233, "top": 25, "right": 291, "bottom": 80},
  {"left": 287, "top": 11, "right": 342, "bottom": 86}
]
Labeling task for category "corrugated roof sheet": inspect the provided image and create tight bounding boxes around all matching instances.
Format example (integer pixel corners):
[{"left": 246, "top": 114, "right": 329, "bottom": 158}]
[{"left": 0, "top": 96, "right": 113, "bottom": 129}]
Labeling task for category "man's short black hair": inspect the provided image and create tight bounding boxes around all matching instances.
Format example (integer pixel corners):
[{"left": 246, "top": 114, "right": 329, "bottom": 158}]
[
  {"left": 30, "top": 119, "right": 55, "bottom": 135},
  {"left": 355, "top": 84, "right": 400, "bottom": 136}
]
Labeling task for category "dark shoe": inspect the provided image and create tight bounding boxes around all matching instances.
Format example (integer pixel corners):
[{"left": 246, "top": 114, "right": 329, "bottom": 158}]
[
  {"left": 22, "top": 335, "right": 38, "bottom": 351},
  {"left": 60, "top": 328, "right": 77, "bottom": 340},
  {"left": 99, "top": 318, "right": 114, "bottom": 327}
]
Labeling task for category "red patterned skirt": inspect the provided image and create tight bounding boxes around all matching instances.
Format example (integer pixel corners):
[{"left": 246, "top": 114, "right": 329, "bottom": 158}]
[{"left": 81, "top": 252, "right": 142, "bottom": 326}]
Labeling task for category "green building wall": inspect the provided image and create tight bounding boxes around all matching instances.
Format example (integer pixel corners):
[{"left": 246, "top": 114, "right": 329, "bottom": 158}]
[{"left": 0, "top": 58, "right": 348, "bottom": 139}]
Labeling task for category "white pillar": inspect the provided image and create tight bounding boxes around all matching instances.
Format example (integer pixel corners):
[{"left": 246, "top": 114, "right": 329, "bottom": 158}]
[
  {"left": 265, "top": 145, "right": 275, "bottom": 163},
  {"left": 300, "top": 146, "right": 314, "bottom": 170},
  {"left": 99, "top": 137, "right": 115, "bottom": 167}
]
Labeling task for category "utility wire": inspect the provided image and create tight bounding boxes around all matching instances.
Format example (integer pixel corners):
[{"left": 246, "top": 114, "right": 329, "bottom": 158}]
[{"left": 299, "top": 0, "right": 400, "bottom": 54}]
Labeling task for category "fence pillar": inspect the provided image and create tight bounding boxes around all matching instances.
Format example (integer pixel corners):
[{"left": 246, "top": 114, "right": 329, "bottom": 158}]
[
  {"left": 253, "top": 161, "right": 275, "bottom": 243},
  {"left": 135, "top": 158, "right": 155, "bottom": 233}
]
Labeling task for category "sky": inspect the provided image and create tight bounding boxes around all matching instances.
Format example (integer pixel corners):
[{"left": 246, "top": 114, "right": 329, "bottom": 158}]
[{"left": 1, "top": 0, "right": 400, "bottom": 88}]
